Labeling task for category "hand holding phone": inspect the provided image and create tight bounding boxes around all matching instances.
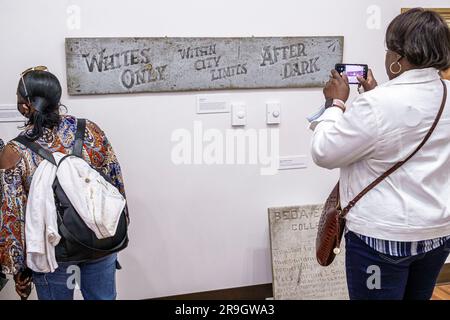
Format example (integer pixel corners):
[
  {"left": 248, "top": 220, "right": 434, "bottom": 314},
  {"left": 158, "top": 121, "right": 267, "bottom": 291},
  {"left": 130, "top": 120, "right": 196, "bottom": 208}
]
[
  {"left": 335, "top": 64, "right": 368, "bottom": 85},
  {"left": 323, "top": 69, "right": 350, "bottom": 102},
  {"left": 356, "top": 69, "right": 378, "bottom": 92}
]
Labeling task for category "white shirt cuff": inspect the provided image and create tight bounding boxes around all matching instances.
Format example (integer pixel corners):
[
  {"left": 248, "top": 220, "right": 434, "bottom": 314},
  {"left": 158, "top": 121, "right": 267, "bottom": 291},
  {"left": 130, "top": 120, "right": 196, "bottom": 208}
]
[{"left": 308, "top": 106, "right": 344, "bottom": 131}]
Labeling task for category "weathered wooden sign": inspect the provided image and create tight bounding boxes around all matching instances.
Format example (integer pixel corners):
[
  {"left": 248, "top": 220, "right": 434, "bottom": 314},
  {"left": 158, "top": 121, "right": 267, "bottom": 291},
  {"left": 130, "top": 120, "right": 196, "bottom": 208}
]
[
  {"left": 268, "top": 204, "right": 349, "bottom": 300},
  {"left": 65, "top": 37, "right": 343, "bottom": 95}
]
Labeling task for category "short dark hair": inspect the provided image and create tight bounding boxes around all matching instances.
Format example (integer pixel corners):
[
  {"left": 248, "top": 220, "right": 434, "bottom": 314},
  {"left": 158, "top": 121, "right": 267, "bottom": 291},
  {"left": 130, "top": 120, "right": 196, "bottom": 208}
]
[
  {"left": 386, "top": 8, "right": 450, "bottom": 70},
  {"left": 17, "top": 70, "right": 62, "bottom": 140}
]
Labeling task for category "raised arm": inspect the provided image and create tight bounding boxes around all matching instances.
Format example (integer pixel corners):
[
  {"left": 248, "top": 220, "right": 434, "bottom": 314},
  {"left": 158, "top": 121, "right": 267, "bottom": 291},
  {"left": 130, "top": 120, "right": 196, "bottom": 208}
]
[{"left": 310, "top": 96, "right": 379, "bottom": 169}]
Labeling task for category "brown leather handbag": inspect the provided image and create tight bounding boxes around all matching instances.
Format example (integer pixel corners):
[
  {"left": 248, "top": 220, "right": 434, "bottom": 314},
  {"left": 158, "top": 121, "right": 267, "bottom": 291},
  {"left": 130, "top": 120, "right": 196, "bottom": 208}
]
[{"left": 316, "top": 80, "right": 448, "bottom": 267}]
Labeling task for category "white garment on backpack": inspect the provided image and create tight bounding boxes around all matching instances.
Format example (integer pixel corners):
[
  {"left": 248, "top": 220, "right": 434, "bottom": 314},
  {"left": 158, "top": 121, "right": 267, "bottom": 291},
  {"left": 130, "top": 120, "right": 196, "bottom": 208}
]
[
  {"left": 26, "top": 152, "right": 64, "bottom": 273},
  {"left": 56, "top": 155, "right": 126, "bottom": 239},
  {"left": 26, "top": 152, "right": 126, "bottom": 273}
]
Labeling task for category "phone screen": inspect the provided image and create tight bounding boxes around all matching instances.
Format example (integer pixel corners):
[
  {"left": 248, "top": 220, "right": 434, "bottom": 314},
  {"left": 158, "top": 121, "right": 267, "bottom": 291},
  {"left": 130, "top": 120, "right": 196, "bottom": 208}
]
[{"left": 335, "top": 64, "right": 368, "bottom": 84}]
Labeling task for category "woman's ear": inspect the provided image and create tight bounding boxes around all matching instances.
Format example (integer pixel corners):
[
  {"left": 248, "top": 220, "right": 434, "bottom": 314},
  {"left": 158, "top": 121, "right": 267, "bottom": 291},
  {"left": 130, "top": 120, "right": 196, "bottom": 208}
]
[
  {"left": 18, "top": 103, "right": 32, "bottom": 118},
  {"left": 23, "top": 104, "right": 30, "bottom": 117}
]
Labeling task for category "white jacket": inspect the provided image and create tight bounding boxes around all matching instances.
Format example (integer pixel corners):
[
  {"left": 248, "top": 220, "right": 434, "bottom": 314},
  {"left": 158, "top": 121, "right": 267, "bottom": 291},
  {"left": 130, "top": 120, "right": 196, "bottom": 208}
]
[
  {"left": 310, "top": 68, "right": 450, "bottom": 241},
  {"left": 26, "top": 153, "right": 63, "bottom": 273},
  {"left": 26, "top": 152, "right": 126, "bottom": 273}
]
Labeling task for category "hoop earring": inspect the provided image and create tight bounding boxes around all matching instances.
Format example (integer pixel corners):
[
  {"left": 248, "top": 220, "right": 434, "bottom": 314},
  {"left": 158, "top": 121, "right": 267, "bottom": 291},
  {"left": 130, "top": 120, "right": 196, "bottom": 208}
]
[
  {"left": 59, "top": 103, "right": 68, "bottom": 115},
  {"left": 390, "top": 61, "right": 402, "bottom": 75}
]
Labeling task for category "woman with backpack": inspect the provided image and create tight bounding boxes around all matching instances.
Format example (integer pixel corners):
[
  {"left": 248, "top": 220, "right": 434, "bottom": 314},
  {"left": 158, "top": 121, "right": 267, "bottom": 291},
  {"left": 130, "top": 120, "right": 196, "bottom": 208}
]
[{"left": 0, "top": 67, "right": 128, "bottom": 300}]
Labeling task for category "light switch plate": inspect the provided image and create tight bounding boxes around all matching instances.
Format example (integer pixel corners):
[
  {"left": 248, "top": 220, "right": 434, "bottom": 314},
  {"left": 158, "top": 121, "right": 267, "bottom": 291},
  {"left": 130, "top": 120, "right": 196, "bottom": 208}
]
[
  {"left": 231, "top": 103, "right": 246, "bottom": 126},
  {"left": 279, "top": 155, "right": 307, "bottom": 170},
  {"left": 266, "top": 102, "right": 281, "bottom": 125}
]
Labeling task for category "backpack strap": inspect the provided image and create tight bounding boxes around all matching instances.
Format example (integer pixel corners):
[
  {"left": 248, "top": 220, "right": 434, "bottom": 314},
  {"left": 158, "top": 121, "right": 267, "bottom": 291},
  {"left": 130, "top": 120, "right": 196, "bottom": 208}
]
[
  {"left": 13, "top": 136, "right": 56, "bottom": 166},
  {"left": 73, "top": 118, "right": 86, "bottom": 157},
  {"left": 13, "top": 118, "right": 87, "bottom": 165}
]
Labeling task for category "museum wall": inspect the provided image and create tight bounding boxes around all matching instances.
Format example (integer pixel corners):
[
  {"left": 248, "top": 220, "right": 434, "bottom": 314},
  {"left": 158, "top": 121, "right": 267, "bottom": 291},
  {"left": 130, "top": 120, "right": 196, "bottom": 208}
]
[{"left": 0, "top": 0, "right": 449, "bottom": 299}]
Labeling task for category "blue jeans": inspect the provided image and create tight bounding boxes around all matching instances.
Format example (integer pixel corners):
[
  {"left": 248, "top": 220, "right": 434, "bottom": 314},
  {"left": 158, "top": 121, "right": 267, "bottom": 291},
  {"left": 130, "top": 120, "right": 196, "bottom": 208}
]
[
  {"left": 345, "top": 231, "right": 450, "bottom": 300},
  {"left": 32, "top": 254, "right": 118, "bottom": 300}
]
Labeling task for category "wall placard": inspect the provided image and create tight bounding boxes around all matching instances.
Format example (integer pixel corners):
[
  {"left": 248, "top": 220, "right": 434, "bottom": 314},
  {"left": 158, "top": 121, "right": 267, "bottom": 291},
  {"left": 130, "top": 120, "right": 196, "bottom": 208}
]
[
  {"left": 65, "top": 37, "right": 343, "bottom": 95},
  {"left": 268, "top": 204, "right": 349, "bottom": 300}
]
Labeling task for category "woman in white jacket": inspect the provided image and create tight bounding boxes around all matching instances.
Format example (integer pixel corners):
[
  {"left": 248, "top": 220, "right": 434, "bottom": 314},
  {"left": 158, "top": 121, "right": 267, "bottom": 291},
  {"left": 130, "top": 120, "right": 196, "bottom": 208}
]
[{"left": 310, "top": 8, "right": 450, "bottom": 299}]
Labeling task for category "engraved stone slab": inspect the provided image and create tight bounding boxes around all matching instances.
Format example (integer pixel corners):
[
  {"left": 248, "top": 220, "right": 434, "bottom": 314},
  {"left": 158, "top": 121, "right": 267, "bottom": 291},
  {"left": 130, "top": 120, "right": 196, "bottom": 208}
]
[
  {"left": 268, "top": 204, "right": 349, "bottom": 300},
  {"left": 65, "top": 37, "right": 343, "bottom": 95}
]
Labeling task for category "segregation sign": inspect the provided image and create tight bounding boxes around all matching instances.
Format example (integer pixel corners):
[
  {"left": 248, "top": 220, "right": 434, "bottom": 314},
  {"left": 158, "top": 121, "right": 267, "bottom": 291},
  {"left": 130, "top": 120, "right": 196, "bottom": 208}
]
[{"left": 65, "top": 36, "right": 343, "bottom": 95}]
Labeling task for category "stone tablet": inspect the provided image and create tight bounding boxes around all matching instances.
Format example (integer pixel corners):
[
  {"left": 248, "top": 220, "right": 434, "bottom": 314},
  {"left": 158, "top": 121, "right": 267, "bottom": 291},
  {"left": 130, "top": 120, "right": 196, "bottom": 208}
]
[
  {"left": 65, "top": 37, "right": 343, "bottom": 95},
  {"left": 268, "top": 204, "right": 349, "bottom": 300}
]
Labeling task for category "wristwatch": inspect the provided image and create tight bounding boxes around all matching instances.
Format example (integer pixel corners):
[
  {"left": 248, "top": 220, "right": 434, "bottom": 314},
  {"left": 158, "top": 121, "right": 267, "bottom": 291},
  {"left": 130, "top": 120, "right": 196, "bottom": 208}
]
[{"left": 325, "top": 98, "right": 346, "bottom": 112}]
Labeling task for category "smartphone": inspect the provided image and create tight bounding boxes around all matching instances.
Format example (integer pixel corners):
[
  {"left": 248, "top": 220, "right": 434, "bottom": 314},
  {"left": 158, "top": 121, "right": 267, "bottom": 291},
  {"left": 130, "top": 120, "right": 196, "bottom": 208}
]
[{"left": 335, "top": 64, "right": 368, "bottom": 84}]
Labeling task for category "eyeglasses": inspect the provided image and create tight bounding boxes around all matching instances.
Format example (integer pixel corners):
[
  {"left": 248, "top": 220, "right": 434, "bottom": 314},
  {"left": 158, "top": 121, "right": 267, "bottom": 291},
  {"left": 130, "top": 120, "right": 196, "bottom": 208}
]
[{"left": 20, "top": 66, "right": 48, "bottom": 104}]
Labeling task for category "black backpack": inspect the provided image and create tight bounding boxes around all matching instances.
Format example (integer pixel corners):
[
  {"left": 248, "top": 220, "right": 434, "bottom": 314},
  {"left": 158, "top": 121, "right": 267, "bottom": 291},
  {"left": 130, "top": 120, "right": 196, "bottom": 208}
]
[{"left": 14, "top": 118, "right": 129, "bottom": 263}]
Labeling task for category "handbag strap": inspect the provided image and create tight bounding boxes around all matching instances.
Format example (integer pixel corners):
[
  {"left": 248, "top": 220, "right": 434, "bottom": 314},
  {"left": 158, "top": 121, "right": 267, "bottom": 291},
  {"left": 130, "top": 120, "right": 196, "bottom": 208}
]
[{"left": 342, "top": 79, "right": 448, "bottom": 216}]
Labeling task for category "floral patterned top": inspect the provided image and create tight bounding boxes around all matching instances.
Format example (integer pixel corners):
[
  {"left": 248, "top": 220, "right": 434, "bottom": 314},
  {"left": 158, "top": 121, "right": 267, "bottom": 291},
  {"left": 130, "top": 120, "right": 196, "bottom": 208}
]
[{"left": 0, "top": 115, "right": 126, "bottom": 274}]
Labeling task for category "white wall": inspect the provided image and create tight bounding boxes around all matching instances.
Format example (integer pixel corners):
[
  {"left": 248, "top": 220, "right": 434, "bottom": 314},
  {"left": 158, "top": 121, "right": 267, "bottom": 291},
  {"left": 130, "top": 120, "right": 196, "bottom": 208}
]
[{"left": 0, "top": 0, "right": 449, "bottom": 300}]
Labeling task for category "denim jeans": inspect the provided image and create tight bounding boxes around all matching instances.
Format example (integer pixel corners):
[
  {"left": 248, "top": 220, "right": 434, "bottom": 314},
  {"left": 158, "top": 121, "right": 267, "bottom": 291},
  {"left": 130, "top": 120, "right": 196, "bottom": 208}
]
[
  {"left": 345, "top": 231, "right": 450, "bottom": 300},
  {"left": 32, "top": 253, "right": 118, "bottom": 300}
]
